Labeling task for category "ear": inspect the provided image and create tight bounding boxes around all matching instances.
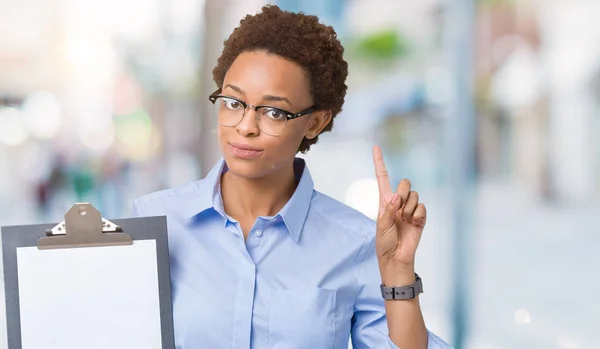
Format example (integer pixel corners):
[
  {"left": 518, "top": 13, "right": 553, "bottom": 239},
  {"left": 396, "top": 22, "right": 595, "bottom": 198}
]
[{"left": 305, "top": 110, "right": 332, "bottom": 140}]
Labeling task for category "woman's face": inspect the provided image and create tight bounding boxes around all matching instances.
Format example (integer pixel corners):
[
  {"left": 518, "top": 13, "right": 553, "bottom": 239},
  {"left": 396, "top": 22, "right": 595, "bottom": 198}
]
[{"left": 217, "top": 50, "right": 330, "bottom": 179}]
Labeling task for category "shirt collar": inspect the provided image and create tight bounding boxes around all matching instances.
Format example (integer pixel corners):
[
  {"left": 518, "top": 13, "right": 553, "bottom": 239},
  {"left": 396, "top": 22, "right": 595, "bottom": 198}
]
[
  {"left": 186, "top": 157, "right": 314, "bottom": 242},
  {"left": 183, "top": 158, "right": 227, "bottom": 219},
  {"left": 278, "top": 158, "right": 314, "bottom": 242}
]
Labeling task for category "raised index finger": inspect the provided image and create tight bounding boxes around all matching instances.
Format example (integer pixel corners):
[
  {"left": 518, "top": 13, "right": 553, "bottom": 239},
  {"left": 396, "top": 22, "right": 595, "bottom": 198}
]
[{"left": 372, "top": 145, "right": 393, "bottom": 198}]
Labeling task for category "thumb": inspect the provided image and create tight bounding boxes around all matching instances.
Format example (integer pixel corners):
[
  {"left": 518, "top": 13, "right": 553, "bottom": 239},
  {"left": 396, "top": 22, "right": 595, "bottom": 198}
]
[{"left": 378, "top": 192, "right": 401, "bottom": 231}]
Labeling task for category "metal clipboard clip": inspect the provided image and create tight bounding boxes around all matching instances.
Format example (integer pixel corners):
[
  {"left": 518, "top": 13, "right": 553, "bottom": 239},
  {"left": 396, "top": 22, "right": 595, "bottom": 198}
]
[{"left": 38, "top": 203, "right": 133, "bottom": 250}]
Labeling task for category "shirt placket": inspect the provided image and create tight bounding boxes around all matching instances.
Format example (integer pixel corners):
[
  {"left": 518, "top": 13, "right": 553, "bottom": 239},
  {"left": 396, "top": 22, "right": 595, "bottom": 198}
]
[{"left": 227, "top": 218, "right": 265, "bottom": 349}]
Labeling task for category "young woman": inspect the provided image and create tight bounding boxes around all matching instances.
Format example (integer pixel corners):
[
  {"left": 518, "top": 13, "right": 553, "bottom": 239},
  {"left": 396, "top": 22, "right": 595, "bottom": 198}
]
[{"left": 133, "top": 5, "right": 452, "bottom": 349}]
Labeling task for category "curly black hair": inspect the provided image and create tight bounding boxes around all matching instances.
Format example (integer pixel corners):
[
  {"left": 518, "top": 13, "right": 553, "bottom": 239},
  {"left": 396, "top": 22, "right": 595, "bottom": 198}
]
[{"left": 212, "top": 4, "right": 348, "bottom": 153}]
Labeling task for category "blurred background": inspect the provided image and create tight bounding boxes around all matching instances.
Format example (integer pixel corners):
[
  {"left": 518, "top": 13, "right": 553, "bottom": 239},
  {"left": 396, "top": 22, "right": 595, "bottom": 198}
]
[{"left": 1, "top": 0, "right": 599, "bottom": 348}]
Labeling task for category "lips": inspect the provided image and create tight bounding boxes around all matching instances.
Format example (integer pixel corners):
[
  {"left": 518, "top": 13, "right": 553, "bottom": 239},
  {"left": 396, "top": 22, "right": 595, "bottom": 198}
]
[
  {"left": 229, "top": 143, "right": 262, "bottom": 151},
  {"left": 228, "top": 142, "right": 263, "bottom": 158}
]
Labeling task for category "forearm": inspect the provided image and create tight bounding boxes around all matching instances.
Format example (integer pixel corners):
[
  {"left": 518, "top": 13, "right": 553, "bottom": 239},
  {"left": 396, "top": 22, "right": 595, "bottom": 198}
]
[{"left": 381, "top": 264, "right": 428, "bottom": 349}]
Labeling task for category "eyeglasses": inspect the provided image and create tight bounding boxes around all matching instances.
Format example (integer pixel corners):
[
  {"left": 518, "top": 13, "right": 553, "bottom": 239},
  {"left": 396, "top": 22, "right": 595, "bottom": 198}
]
[{"left": 208, "top": 88, "right": 316, "bottom": 136}]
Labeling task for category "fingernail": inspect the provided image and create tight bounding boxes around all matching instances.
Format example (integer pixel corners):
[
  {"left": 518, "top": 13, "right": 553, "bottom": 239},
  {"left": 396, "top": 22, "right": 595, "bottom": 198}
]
[{"left": 391, "top": 193, "right": 400, "bottom": 204}]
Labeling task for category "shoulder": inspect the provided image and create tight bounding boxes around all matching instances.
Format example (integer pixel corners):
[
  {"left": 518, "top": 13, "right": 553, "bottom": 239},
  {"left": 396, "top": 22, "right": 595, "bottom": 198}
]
[
  {"left": 132, "top": 179, "right": 207, "bottom": 218},
  {"left": 307, "top": 191, "right": 378, "bottom": 281},
  {"left": 308, "top": 190, "right": 377, "bottom": 240}
]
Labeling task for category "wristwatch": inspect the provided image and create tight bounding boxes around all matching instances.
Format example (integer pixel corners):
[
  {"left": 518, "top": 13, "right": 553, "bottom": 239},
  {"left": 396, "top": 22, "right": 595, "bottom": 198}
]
[{"left": 380, "top": 273, "right": 423, "bottom": 300}]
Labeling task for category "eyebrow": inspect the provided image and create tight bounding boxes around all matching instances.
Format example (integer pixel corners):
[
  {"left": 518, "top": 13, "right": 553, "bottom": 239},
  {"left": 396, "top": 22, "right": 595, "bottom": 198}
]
[
  {"left": 224, "top": 84, "right": 243, "bottom": 95},
  {"left": 224, "top": 84, "right": 293, "bottom": 107},
  {"left": 263, "top": 95, "right": 292, "bottom": 107}
]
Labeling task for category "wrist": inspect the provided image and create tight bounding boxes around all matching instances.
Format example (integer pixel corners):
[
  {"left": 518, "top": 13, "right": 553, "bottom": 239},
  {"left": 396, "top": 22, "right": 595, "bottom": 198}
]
[{"left": 379, "top": 262, "right": 416, "bottom": 286}]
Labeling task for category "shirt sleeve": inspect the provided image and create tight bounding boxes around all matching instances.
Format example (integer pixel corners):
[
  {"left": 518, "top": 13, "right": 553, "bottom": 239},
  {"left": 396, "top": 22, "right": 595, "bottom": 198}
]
[
  {"left": 384, "top": 332, "right": 454, "bottom": 349},
  {"left": 351, "top": 235, "right": 454, "bottom": 349},
  {"left": 130, "top": 198, "right": 143, "bottom": 217}
]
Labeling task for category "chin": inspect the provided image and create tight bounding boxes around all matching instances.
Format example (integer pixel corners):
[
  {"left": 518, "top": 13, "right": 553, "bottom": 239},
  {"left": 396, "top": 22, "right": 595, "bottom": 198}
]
[{"left": 223, "top": 154, "right": 277, "bottom": 179}]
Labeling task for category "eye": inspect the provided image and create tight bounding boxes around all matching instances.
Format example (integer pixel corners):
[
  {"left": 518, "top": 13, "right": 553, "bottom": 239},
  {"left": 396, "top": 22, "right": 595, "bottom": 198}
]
[
  {"left": 261, "top": 108, "right": 287, "bottom": 121},
  {"left": 221, "top": 97, "right": 244, "bottom": 111}
]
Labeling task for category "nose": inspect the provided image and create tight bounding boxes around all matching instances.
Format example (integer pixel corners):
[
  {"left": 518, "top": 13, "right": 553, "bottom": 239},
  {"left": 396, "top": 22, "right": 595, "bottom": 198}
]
[{"left": 235, "top": 108, "right": 260, "bottom": 137}]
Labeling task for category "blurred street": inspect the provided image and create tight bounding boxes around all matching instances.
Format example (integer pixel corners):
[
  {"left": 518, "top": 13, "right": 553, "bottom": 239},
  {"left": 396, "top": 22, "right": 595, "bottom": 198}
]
[{"left": 471, "top": 182, "right": 600, "bottom": 349}]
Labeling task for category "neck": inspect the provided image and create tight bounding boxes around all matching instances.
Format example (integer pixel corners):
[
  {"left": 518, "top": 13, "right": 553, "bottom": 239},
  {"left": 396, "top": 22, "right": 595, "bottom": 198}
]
[{"left": 221, "top": 162, "right": 298, "bottom": 219}]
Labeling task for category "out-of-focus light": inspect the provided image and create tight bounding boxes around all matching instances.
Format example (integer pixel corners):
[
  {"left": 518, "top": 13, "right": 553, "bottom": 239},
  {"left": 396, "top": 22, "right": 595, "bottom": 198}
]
[
  {"left": 80, "top": 120, "right": 116, "bottom": 152},
  {"left": 170, "top": 0, "right": 203, "bottom": 35},
  {"left": 166, "top": 152, "right": 199, "bottom": 188},
  {"left": 116, "top": 127, "right": 161, "bottom": 162},
  {"left": 345, "top": 179, "right": 380, "bottom": 219},
  {"left": 114, "top": 110, "right": 160, "bottom": 161},
  {"left": 115, "top": 109, "right": 152, "bottom": 147},
  {"left": 77, "top": 109, "right": 113, "bottom": 133},
  {"left": 514, "top": 309, "right": 531, "bottom": 325},
  {"left": 0, "top": 107, "right": 29, "bottom": 146},
  {"left": 490, "top": 35, "right": 527, "bottom": 67},
  {"left": 62, "top": 35, "right": 115, "bottom": 82},
  {"left": 557, "top": 335, "right": 580, "bottom": 349},
  {"left": 22, "top": 91, "right": 63, "bottom": 139},
  {"left": 491, "top": 45, "right": 542, "bottom": 109},
  {"left": 107, "top": 0, "right": 159, "bottom": 41}
]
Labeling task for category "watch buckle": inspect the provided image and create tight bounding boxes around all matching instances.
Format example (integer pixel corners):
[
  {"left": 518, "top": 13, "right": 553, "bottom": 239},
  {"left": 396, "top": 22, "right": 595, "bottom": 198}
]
[{"left": 394, "top": 286, "right": 415, "bottom": 299}]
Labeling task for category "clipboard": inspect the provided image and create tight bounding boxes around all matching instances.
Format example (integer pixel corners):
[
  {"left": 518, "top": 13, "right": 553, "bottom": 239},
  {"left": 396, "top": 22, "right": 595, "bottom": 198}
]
[{"left": 1, "top": 203, "right": 175, "bottom": 349}]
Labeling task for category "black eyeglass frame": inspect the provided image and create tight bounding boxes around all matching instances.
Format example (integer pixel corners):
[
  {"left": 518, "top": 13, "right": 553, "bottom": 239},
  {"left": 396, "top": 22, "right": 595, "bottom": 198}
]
[{"left": 208, "top": 88, "right": 317, "bottom": 120}]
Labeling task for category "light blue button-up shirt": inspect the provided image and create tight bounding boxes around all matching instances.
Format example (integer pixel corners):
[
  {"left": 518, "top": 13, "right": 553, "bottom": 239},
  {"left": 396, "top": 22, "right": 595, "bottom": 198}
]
[{"left": 133, "top": 158, "right": 452, "bottom": 349}]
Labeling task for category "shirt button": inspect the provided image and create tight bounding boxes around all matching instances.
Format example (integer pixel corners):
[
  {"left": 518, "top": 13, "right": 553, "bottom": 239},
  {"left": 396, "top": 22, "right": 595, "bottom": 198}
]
[{"left": 254, "top": 230, "right": 263, "bottom": 237}]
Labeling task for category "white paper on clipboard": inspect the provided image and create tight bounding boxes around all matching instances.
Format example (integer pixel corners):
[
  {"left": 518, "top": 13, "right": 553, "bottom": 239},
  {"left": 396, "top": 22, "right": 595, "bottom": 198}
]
[{"left": 16, "top": 239, "right": 162, "bottom": 349}]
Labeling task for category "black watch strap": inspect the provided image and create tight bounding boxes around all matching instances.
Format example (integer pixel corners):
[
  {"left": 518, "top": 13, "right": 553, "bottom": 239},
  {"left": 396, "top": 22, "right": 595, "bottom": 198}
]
[{"left": 380, "top": 273, "right": 423, "bottom": 300}]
